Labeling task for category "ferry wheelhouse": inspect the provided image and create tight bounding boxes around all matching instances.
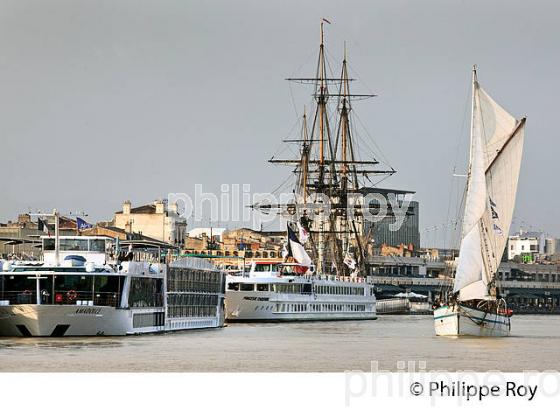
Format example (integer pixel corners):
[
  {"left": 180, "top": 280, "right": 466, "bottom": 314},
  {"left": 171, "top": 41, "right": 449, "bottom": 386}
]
[
  {"left": 225, "top": 262, "right": 376, "bottom": 321},
  {"left": 0, "top": 235, "right": 225, "bottom": 336}
]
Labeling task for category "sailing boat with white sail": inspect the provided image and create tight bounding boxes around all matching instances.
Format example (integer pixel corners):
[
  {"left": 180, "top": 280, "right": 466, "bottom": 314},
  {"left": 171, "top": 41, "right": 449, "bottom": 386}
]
[{"left": 434, "top": 66, "right": 526, "bottom": 337}]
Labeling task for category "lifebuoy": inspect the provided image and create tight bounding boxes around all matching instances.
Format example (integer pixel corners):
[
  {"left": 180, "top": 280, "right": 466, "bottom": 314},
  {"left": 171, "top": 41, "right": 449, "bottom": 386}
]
[
  {"left": 498, "top": 308, "right": 514, "bottom": 317},
  {"left": 66, "top": 290, "right": 78, "bottom": 301}
]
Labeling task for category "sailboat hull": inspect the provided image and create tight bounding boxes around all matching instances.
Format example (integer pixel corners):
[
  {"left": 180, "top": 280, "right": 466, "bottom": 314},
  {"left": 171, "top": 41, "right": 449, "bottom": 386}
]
[{"left": 433, "top": 304, "right": 511, "bottom": 337}]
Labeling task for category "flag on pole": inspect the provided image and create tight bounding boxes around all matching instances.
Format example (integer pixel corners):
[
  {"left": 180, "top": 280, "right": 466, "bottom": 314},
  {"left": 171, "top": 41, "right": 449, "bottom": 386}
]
[
  {"left": 287, "top": 223, "right": 312, "bottom": 267},
  {"left": 281, "top": 242, "right": 289, "bottom": 259},
  {"left": 489, "top": 197, "right": 499, "bottom": 220},
  {"left": 493, "top": 224, "right": 504, "bottom": 236},
  {"left": 37, "top": 218, "right": 51, "bottom": 237},
  {"left": 76, "top": 217, "right": 93, "bottom": 230},
  {"left": 343, "top": 252, "right": 357, "bottom": 270},
  {"left": 297, "top": 222, "right": 309, "bottom": 244}
]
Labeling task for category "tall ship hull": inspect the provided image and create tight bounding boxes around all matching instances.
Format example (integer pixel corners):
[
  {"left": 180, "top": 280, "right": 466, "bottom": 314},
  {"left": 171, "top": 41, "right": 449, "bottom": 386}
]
[
  {"left": 433, "top": 304, "right": 510, "bottom": 337},
  {"left": 225, "top": 271, "right": 376, "bottom": 322},
  {"left": 0, "top": 235, "right": 225, "bottom": 337}
]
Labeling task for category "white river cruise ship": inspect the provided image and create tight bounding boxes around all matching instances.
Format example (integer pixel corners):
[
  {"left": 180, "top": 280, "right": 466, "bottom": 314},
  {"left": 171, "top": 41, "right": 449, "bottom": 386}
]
[
  {"left": 0, "top": 235, "right": 225, "bottom": 336},
  {"left": 225, "top": 262, "right": 376, "bottom": 322}
]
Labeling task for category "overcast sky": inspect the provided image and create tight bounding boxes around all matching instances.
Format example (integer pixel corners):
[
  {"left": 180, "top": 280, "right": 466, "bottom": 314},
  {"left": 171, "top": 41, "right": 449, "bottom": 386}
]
[{"left": 1, "top": 0, "right": 558, "bottom": 247}]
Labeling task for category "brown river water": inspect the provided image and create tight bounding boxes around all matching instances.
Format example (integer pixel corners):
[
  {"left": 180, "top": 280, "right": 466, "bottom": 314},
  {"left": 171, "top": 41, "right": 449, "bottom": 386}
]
[{"left": 0, "top": 315, "right": 558, "bottom": 372}]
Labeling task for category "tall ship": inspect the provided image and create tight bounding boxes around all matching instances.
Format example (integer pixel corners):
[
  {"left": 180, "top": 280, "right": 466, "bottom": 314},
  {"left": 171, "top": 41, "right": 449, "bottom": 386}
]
[
  {"left": 434, "top": 66, "right": 526, "bottom": 337},
  {"left": 226, "top": 21, "right": 399, "bottom": 322},
  {"left": 0, "top": 212, "right": 225, "bottom": 336}
]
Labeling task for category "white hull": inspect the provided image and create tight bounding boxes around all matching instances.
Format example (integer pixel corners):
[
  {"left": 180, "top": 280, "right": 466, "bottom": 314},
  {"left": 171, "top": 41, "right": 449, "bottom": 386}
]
[
  {"left": 433, "top": 304, "right": 511, "bottom": 337},
  {"left": 226, "top": 290, "right": 376, "bottom": 321},
  {"left": 0, "top": 305, "right": 222, "bottom": 337}
]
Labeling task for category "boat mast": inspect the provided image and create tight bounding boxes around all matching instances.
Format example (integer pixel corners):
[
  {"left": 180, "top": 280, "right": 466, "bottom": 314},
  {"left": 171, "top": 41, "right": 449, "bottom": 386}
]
[
  {"left": 338, "top": 44, "right": 350, "bottom": 268},
  {"left": 316, "top": 19, "right": 330, "bottom": 275},
  {"left": 259, "top": 21, "right": 397, "bottom": 276},
  {"left": 340, "top": 43, "right": 349, "bottom": 194},
  {"left": 468, "top": 65, "right": 477, "bottom": 176},
  {"left": 299, "top": 109, "right": 310, "bottom": 203},
  {"left": 54, "top": 209, "right": 60, "bottom": 266},
  {"left": 450, "top": 66, "right": 478, "bottom": 297},
  {"left": 318, "top": 21, "right": 326, "bottom": 178},
  {"left": 472, "top": 66, "right": 495, "bottom": 296},
  {"left": 456, "top": 65, "right": 478, "bottom": 256}
]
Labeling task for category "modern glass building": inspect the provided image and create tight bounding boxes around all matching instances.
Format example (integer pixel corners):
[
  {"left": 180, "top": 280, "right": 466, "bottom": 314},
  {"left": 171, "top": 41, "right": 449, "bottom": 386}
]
[{"left": 361, "top": 188, "right": 420, "bottom": 249}]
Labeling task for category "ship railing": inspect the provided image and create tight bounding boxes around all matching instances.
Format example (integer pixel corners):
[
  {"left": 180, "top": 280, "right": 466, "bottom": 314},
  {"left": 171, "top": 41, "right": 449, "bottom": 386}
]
[
  {"left": 272, "top": 293, "right": 316, "bottom": 302},
  {"left": 0, "top": 291, "right": 36, "bottom": 305},
  {"left": 307, "top": 274, "right": 366, "bottom": 284}
]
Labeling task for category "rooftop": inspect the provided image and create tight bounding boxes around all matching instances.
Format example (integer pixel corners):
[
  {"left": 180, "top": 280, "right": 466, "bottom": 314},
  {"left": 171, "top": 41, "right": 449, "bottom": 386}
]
[{"left": 115, "top": 204, "right": 157, "bottom": 214}]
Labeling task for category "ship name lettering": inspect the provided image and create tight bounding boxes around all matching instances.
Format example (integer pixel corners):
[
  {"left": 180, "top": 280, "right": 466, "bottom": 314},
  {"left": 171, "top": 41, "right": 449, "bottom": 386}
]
[{"left": 75, "top": 308, "right": 102, "bottom": 315}]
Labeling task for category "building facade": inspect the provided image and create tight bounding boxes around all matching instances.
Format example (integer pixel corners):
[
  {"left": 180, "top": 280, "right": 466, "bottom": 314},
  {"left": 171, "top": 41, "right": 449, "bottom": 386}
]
[
  {"left": 544, "top": 237, "right": 560, "bottom": 258},
  {"left": 0, "top": 214, "right": 42, "bottom": 258},
  {"left": 507, "top": 231, "right": 540, "bottom": 262},
  {"left": 113, "top": 200, "right": 187, "bottom": 246},
  {"left": 362, "top": 188, "right": 420, "bottom": 249}
]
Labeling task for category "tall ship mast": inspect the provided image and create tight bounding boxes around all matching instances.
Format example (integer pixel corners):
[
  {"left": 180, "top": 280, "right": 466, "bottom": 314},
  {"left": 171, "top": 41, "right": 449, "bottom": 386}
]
[
  {"left": 434, "top": 66, "right": 526, "bottom": 337},
  {"left": 263, "top": 20, "right": 395, "bottom": 276},
  {"left": 225, "top": 22, "right": 382, "bottom": 323}
]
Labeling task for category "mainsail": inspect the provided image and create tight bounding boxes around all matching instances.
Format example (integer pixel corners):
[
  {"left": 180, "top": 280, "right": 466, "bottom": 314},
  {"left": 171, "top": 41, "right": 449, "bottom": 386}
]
[{"left": 453, "top": 67, "right": 526, "bottom": 301}]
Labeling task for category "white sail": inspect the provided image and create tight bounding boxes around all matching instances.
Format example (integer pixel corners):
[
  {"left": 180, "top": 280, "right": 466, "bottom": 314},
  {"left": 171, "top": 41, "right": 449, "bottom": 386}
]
[
  {"left": 454, "top": 79, "right": 490, "bottom": 300},
  {"left": 454, "top": 71, "right": 525, "bottom": 301},
  {"left": 479, "top": 87, "right": 525, "bottom": 275}
]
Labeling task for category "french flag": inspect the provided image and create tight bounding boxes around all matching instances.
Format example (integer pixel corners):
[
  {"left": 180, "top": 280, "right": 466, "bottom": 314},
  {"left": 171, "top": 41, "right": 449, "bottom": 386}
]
[
  {"left": 37, "top": 218, "right": 51, "bottom": 237},
  {"left": 287, "top": 223, "right": 312, "bottom": 268}
]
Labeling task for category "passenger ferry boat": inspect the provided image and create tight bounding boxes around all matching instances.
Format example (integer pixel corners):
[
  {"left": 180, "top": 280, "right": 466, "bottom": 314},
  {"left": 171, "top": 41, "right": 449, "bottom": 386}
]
[
  {"left": 225, "top": 262, "right": 376, "bottom": 321},
  {"left": 0, "top": 234, "right": 225, "bottom": 336}
]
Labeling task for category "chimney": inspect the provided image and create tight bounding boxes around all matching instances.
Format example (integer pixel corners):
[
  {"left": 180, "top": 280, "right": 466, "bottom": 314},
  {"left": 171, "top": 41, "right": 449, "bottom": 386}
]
[
  {"left": 123, "top": 200, "right": 131, "bottom": 215},
  {"left": 155, "top": 200, "right": 165, "bottom": 214}
]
